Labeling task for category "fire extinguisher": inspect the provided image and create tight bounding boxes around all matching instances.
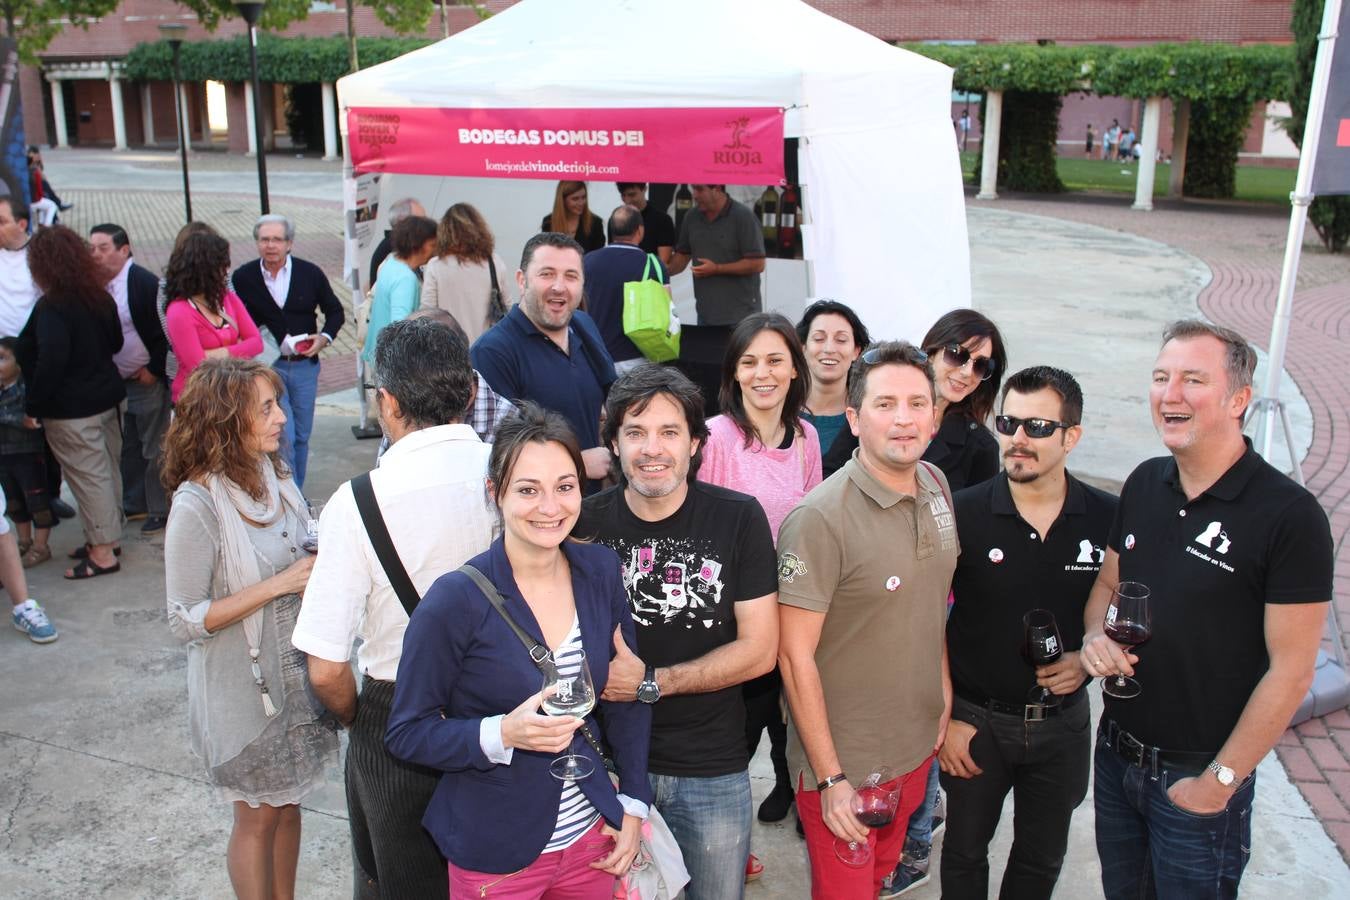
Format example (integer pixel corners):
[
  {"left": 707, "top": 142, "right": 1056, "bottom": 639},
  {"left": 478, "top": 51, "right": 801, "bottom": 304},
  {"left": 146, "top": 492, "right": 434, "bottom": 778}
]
[
  {"left": 674, "top": 184, "right": 693, "bottom": 232},
  {"left": 777, "top": 184, "right": 799, "bottom": 258},
  {"left": 757, "top": 185, "right": 780, "bottom": 258}
]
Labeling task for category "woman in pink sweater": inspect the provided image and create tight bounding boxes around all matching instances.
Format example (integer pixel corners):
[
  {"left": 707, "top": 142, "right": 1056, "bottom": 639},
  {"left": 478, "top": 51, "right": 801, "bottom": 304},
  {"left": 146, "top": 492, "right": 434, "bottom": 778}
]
[
  {"left": 699, "top": 312, "right": 821, "bottom": 864},
  {"left": 163, "top": 229, "right": 264, "bottom": 402}
]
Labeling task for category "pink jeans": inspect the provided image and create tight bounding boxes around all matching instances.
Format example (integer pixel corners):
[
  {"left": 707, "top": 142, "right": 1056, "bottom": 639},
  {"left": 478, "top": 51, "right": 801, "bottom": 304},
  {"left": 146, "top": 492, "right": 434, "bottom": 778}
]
[{"left": 448, "top": 819, "right": 617, "bottom": 899}]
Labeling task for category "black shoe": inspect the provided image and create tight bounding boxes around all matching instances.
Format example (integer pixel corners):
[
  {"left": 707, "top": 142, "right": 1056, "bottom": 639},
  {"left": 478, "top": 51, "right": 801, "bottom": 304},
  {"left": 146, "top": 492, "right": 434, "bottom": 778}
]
[
  {"left": 58, "top": 202, "right": 73, "bottom": 212},
  {"left": 757, "top": 782, "right": 794, "bottom": 822},
  {"left": 351, "top": 423, "right": 382, "bottom": 440},
  {"left": 125, "top": 511, "right": 148, "bottom": 522},
  {"left": 141, "top": 516, "right": 167, "bottom": 535},
  {"left": 795, "top": 813, "right": 804, "bottom": 838},
  {"left": 50, "top": 497, "right": 76, "bottom": 519}
]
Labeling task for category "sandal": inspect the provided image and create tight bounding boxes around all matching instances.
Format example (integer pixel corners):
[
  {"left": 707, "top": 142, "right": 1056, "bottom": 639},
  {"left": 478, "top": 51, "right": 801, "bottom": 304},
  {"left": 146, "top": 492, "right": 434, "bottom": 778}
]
[
  {"left": 17, "top": 538, "right": 31, "bottom": 555},
  {"left": 65, "top": 557, "right": 121, "bottom": 580},
  {"left": 21, "top": 545, "right": 51, "bottom": 568},
  {"left": 68, "top": 544, "right": 122, "bottom": 560}
]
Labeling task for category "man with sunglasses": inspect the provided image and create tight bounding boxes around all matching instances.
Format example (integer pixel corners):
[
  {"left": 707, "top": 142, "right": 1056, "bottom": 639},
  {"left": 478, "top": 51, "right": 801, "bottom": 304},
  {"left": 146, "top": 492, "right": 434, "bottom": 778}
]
[
  {"left": 937, "top": 366, "right": 1117, "bottom": 900},
  {"left": 1081, "top": 320, "right": 1331, "bottom": 899}
]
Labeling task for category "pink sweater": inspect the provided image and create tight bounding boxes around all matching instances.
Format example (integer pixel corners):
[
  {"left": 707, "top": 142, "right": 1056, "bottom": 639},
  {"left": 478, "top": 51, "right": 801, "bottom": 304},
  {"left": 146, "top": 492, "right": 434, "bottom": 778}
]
[
  {"left": 165, "top": 291, "right": 264, "bottom": 401},
  {"left": 699, "top": 414, "right": 823, "bottom": 543}
]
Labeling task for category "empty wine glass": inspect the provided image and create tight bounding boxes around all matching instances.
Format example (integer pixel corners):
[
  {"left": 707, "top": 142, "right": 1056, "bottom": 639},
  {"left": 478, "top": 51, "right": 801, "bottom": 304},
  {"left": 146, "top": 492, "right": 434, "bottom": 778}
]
[
  {"left": 834, "top": 766, "right": 900, "bottom": 867},
  {"left": 541, "top": 650, "right": 596, "bottom": 781},
  {"left": 1102, "top": 582, "right": 1151, "bottom": 699},
  {"left": 1023, "top": 609, "right": 1063, "bottom": 707},
  {"left": 302, "top": 500, "right": 325, "bottom": 553}
]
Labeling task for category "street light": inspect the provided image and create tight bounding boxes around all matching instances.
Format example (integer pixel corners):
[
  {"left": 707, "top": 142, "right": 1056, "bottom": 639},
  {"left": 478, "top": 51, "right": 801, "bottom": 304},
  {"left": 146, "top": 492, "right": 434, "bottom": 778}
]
[
  {"left": 235, "top": 1, "right": 270, "bottom": 214},
  {"left": 158, "top": 22, "right": 191, "bottom": 223}
]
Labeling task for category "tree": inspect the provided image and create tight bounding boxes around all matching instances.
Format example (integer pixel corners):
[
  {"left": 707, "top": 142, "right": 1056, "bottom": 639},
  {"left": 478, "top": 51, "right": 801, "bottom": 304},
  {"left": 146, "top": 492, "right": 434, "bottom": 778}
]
[
  {"left": 343, "top": 0, "right": 486, "bottom": 72},
  {"left": 1288, "top": 0, "right": 1349, "bottom": 253},
  {"left": 170, "top": 0, "right": 313, "bottom": 32},
  {"left": 0, "top": 0, "right": 120, "bottom": 62}
]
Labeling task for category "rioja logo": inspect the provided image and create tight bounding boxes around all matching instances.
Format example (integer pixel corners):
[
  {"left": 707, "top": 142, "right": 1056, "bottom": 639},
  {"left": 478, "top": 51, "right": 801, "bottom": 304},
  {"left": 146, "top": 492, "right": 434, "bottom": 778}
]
[{"left": 715, "top": 116, "right": 763, "bottom": 166}]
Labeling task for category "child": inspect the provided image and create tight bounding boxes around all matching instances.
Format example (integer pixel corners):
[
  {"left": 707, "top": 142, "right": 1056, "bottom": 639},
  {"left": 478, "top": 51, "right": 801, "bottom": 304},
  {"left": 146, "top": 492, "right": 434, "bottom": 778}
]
[{"left": 0, "top": 336, "right": 57, "bottom": 567}]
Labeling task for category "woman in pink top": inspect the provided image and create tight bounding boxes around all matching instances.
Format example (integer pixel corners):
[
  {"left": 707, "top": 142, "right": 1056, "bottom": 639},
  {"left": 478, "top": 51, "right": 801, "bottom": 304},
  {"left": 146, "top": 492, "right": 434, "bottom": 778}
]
[
  {"left": 699, "top": 312, "right": 821, "bottom": 869},
  {"left": 164, "top": 229, "right": 264, "bottom": 402}
]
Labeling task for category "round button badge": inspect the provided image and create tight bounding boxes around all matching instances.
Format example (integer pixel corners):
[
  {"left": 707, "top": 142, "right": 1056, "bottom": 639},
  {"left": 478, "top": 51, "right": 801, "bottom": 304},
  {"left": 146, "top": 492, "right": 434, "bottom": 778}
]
[
  {"left": 1124, "top": 534, "right": 1136, "bottom": 550},
  {"left": 885, "top": 576, "right": 901, "bottom": 592},
  {"left": 988, "top": 548, "right": 1004, "bottom": 564}
]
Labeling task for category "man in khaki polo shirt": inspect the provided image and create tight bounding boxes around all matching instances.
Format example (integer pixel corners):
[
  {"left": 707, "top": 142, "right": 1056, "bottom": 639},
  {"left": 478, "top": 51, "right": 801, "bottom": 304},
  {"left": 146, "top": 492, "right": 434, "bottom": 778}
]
[{"left": 778, "top": 341, "right": 958, "bottom": 900}]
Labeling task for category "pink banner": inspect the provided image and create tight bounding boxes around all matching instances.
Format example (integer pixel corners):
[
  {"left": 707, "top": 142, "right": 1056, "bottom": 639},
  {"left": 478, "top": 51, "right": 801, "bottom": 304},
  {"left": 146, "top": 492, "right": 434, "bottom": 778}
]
[{"left": 347, "top": 107, "right": 785, "bottom": 185}]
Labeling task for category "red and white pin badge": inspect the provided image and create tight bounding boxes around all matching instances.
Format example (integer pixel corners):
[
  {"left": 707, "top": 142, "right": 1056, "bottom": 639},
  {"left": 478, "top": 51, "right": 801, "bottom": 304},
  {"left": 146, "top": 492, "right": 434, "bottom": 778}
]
[
  {"left": 988, "top": 548, "right": 1004, "bottom": 564},
  {"left": 885, "top": 576, "right": 902, "bottom": 592},
  {"left": 1124, "top": 534, "right": 1136, "bottom": 550}
]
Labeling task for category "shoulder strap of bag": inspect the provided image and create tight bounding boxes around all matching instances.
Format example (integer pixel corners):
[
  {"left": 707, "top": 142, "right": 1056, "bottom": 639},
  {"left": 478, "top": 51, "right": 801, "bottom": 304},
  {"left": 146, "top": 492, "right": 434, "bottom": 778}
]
[
  {"left": 352, "top": 472, "right": 422, "bottom": 619},
  {"left": 641, "top": 252, "right": 665, "bottom": 283},
  {"left": 920, "top": 460, "right": 952, "bottom": 510},
  {"left": 458, "top": 563, "right": 614, "bottom": 769}
]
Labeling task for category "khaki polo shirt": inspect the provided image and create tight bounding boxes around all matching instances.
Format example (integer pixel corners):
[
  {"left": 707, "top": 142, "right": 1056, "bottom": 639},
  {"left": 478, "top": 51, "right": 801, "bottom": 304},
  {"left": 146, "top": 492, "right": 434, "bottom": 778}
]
[{"left": 777, "top": 452, "right": 958, "bottom": 784}]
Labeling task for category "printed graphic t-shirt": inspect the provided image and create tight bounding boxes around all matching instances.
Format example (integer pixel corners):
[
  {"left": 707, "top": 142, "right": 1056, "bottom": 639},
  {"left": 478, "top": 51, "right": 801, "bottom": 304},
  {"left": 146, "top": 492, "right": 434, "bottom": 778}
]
[{"left": 577, "top": 481, "right": 778, "bottom": 777}]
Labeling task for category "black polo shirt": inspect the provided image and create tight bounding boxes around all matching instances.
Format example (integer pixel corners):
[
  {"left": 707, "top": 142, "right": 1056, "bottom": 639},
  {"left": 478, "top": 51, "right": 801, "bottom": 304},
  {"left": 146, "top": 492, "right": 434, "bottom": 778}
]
[
  {"left": 947, "top": 472, "right": 1118, "bottom": 710},
  {"left": 1106, "top": 441, "right": 1332, "bottom": 753}
]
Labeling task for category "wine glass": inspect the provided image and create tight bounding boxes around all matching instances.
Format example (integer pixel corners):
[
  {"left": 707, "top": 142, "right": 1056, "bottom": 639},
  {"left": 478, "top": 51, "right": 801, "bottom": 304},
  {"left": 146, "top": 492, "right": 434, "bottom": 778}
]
[
  {"left": 834, "top": 766, "right": 900, "bottom": 867},
  {"left": 1023, "top": 609, "right": 1063, "bottom": 707},
  {"left": 540, "top": 650, "right": 597, "bottom": 781},
  {"left": 1102, "top": 582, "right": 1151, "bottom": 699},
  {"left": 302, "top": 500, "right": 325, "bottom": 553}
]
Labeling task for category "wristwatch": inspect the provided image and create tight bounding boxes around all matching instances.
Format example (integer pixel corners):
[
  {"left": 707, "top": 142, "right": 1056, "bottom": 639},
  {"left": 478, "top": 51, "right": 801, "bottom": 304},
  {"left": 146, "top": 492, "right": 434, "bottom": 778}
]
[
  {"left": 637, "top": 665, "right": 661, "bottom": 704},
  {"left": 1207, "top": 759, "right": 1236, "bottom": 787}
]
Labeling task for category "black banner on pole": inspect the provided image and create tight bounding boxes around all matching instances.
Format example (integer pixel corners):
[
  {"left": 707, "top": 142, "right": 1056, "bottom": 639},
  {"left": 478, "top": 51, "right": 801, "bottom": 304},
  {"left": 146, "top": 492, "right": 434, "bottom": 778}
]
[
  {"left": 0, "top": 39, "right": 29, "bottom": 210},
  {"left": 1312, "top": 2, "right": 1350, "bottom": 195}
]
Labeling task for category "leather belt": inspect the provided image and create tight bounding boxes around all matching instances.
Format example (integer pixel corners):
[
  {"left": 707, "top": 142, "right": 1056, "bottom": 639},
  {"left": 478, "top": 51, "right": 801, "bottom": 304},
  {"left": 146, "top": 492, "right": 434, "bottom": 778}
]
[
  {"left": 955, "top": 686, "right": 1085, "bottom": 722},
  {"left": 277, "top": 354, "right": 318, "bottom": 363},
  {"left": 1102, "top": 719, "right": 1212, "bottom": 775}
]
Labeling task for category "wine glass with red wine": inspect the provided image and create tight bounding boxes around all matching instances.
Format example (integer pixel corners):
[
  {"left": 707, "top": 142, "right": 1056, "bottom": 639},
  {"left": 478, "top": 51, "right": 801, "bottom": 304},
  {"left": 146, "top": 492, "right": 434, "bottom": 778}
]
[
  {"left": 834, "top": 766, "right": 900, "bottom": 867},
  {"left": 1023, "top": 609, "right": 1063, "bottom": 707},
  {"left": 1102, "top": 581, "right": 1151, "bottom": 699}
]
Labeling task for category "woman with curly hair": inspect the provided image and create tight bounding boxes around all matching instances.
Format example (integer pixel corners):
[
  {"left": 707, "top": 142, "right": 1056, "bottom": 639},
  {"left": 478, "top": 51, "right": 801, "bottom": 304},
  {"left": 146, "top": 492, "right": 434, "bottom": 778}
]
[
  {"left": 163, "top": 227, "right": 263, "bottom": 402},
  {"left": 14, "top": 225, "right": 125, "bottom": 579},
  {"left": 541, "top": 181, "right": 605, "bottom": 254},
  {"left": 162, "top": 357, "right": 337, "bottom": 900},
  {"left": 420, "top": 202, "right": 513, "bottom": 342}
]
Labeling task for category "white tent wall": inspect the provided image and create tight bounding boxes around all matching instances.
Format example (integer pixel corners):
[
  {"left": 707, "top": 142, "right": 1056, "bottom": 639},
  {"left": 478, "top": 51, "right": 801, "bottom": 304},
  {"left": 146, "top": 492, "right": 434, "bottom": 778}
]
[{"left": 339, "top": 0, "right": 970, "bottom": 342}]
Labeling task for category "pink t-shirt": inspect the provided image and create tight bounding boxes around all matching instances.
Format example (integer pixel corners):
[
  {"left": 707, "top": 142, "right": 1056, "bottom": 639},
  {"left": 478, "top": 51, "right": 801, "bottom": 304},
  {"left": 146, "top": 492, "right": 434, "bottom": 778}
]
[
  {"left": 165, "top": 290, "right": 265, "bottom": 401},
  {"left": 699, "top": 414, "right": 823, "bottom": 544}
]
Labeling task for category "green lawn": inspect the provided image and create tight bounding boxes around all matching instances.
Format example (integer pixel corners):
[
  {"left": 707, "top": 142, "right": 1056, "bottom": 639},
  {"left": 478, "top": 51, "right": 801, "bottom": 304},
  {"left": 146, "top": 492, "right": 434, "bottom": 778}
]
[{"left": 957, "top": 152, "right": 1296, "bottom": 204}]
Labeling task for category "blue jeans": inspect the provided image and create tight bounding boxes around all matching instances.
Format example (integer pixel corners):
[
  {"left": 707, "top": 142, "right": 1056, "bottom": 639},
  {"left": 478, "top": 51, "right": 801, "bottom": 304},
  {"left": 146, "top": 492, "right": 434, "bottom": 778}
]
[
  {"left": 274, "top": 357, "right": 320, "bottom": 489},
  {"left": 903, "top": 758, "right": 942, "bottom": 857},
  {"left": 1094, "top": 722, "right": 1254, "bottom": 900},
  {"left": 649, "top": 769, "right": 752, "bottom": 900}
]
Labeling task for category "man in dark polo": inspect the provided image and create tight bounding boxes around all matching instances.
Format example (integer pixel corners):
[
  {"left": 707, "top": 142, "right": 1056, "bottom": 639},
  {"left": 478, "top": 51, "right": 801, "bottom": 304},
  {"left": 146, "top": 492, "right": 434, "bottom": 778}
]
[
  {"left": 1082, "top": 320, "right": 1332, "bottom": 899},
  {"left": 937, "top": 366, "right": 1116, "bottom": 900},
  {"left": 667, "top": 184, "right": 765, "bottom": 326}
]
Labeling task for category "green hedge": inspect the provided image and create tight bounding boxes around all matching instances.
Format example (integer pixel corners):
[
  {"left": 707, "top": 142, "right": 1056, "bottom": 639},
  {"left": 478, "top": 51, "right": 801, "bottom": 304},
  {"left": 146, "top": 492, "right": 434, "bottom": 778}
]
[
  {"left": 123, "top": 35, "right": 434, "bottom": 83},
  {"left": 974, "top": 92, "right": 1065, "bottom": 193}
]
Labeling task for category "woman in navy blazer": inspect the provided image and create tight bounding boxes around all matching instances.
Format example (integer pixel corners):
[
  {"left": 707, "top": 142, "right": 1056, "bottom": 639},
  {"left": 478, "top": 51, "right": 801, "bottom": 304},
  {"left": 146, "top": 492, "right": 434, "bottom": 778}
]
[{"left": 387, "top": 403, "right": 651, "bottom": 897}]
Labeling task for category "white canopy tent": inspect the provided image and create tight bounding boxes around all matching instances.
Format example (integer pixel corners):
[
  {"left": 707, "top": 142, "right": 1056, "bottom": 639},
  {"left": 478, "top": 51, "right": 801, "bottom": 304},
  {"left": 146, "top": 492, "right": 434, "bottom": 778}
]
[{"left": 338, "top": 0, "right": 969, "bottom": 342}]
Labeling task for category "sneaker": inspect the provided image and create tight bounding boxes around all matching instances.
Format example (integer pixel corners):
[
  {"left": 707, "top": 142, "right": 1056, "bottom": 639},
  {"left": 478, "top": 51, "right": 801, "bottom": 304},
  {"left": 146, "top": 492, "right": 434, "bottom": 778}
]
[
  {"left": 124, "top": 511, "right": 148, "bottom": 522},
  {"left": 757, "top": 781, "right": 794, "bottom": 822},
  {"left": 12, "top": 600, "right": 57, "bottom": 643},
  {"left": 930, "top": 813, "right": 945, "bottom": 839},
  {"left": 141, "top": 516, "right": 168, "bottom": 535},
  {"left": 879, "top": 861, "right": 930, "bottom": 898}
]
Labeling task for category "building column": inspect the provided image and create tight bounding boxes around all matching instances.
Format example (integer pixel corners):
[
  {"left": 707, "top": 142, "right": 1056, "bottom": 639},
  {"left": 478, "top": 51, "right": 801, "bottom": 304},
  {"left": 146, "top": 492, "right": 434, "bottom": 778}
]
[
  {"left": 109, "top": 77, "right": 128, "bottom": 151},
  {"left": 244, "top": 80, "right": 257, "bottom": 156},
  {"left": 1168, "top": 98, "right": 1191, "bottom": 199},
  {"left": 178, "top": 82, "right": 192, "bottom": 151},
  {"left": 49, "top": 79, "right": 69, "bottom": 148},
  {"left": 1132, "top": 95, "right": 1163, "bottom": 212},
  {"left": 976, "top": 89, "right": 1003, "bottom": 200},
  {"left": 321, "top": 81, "right": 338, "bottom": 161},
  {"left": 140, "top": 83, "right": 155, "bottom": 146}
]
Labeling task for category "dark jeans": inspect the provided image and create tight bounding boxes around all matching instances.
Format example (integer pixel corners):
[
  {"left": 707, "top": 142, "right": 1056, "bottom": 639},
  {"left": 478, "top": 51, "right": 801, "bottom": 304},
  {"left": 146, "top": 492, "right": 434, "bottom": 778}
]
[
  {"left": 939, "top": 693, "right": 1091, "bottom": 900},
  {"left": 0, "top": 451, "right": 57, "bottom": 528},
  {"left": 744, "top": 668, "right": 788, "bottom": 789},
  {"left": 1094, "top": 720, "right": 1254, "bottom": 900}
]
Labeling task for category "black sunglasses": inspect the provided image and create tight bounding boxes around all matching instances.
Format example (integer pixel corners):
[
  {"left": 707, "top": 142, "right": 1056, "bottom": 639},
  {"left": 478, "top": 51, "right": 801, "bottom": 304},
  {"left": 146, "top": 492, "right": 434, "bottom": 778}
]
[
  {"left": 995, "top": 415, "right": 1073, "bottom": 439},
  {"left": 938, "top": 343, "right": 997, "bottom": 381}
]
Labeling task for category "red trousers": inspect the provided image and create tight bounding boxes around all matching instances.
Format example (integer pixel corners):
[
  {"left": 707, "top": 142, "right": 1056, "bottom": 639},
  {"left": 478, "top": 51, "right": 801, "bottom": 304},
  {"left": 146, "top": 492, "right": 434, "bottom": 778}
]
[{"left": 447, "top": 819, "right": 616, "bottom": 899}]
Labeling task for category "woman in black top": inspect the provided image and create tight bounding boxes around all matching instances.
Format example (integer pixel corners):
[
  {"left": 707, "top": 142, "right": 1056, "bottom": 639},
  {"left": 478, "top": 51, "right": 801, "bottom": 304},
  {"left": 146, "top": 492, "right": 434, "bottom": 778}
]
[
  {"left": 919, "top": 309, "right": 1007, "bottom": 492},
  {"left": 16, "top": 226, "right": 125, "bottom": 579},
  {"left": 541, "top": 181, "right": 606, "bottom": 254}
]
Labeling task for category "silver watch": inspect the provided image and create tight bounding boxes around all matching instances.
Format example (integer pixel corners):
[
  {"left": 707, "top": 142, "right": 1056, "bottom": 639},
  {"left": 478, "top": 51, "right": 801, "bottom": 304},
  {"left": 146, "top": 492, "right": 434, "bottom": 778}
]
[{"left": 1207, "top": 759, "right": 1236, "bottom": 787}]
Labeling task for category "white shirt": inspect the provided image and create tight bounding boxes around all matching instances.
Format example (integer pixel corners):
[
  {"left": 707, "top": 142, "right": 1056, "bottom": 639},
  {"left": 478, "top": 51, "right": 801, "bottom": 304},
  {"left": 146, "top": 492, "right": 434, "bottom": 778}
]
[
  {"left": 108, "top": 257, "right": 151, "bottom": 378},
  {"left": 293, "top": 424, "right": 497, "bottom": 680},
  {"left": 261, "top": 255, "right": 292, "bottom": 309},
  {"left": 0, "top": 246, "right": 39, "bottom": 338}
]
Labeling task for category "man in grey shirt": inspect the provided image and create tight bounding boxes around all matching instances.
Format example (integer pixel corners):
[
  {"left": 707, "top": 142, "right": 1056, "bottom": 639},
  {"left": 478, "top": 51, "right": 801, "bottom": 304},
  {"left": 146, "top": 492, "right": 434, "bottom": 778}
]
[{"left": 668, "top": 184, "right": 766, "bottom": 326}]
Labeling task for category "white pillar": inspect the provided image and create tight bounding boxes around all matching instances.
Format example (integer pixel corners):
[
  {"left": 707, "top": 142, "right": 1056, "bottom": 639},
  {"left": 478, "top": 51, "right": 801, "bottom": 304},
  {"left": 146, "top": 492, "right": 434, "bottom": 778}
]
[
  {"left": 49, "top": 80, "right": 69, "bottom": 148},
  {"left": 244, "top": 80, "right": 257, "bottom": 157},
  {"left": 1132, "top": 96, "right": 1164, "bottom": 212},
  {"left": 178, "top": 82, "right": 192, "bottom": 151},
  {"left": 140, "top": 83, "right": 155, "bottom": 146},
  {"left": 109, "top": 78, "right": 128, "bottom": 151},
  {"left": 321, "top": 82, "right": 338, "bottom": 161},
  {"left": 976, "top": 89, "right": 1003, "bottom": 200}
]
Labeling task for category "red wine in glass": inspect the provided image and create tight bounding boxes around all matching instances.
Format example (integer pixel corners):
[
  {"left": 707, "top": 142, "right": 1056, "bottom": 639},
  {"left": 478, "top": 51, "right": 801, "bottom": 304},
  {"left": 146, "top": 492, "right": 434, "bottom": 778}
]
[
  {"left": 834, "top": 767, "right": 900, "bottom": 867},
  {"left": 1102, "top": 581, "right": 1151, "bottom": 699},
  {"left": 1023, "top": 609, "right": 1063, "bottom": 707}
]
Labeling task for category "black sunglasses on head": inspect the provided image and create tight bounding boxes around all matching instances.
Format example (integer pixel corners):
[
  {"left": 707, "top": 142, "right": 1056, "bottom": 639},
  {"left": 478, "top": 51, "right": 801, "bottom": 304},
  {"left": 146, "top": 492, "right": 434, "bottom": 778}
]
[
  {"left": 939, "top": 343, "right": 997, "bottom": 381},
  {"left": 994, "top": 415, "right": 1074, "bottom": 439}
]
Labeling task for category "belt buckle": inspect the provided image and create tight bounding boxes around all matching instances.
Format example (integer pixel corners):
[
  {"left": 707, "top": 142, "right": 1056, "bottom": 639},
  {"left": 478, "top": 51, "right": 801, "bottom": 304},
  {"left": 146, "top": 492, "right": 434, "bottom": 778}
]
[
  {"left": 1025, "top": 704, "right": 1049, "bottom": 722},
  {"left": 1119, "top": 730, "right": 1147, "bottom": 767}
]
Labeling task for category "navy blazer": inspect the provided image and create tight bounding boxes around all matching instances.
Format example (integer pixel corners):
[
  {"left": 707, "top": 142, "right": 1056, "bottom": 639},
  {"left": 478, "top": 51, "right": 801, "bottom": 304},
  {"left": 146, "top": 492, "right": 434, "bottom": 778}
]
[
  {"left": 386, "top": 537, "right": 653, "bottom": 875},
  {"left": 126, "top": 262, "right": 170, "bottom": 381},
  {"left": 231, "top": 256, "right": 345, "bottom": 350}
]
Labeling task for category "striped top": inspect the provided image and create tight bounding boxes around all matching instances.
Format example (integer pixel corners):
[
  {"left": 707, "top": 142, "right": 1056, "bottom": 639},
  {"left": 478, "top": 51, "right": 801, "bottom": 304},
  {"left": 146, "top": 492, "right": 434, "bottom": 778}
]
[{"left": 543, "top": 618, "right": 601, "bottom": 853}]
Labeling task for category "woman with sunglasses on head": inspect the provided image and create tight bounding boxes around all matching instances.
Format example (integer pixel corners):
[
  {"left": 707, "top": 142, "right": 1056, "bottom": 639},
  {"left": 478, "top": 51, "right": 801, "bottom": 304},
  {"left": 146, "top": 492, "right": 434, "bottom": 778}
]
[{"left": 796, "top": 300, "right": 870, "bottom": 479}]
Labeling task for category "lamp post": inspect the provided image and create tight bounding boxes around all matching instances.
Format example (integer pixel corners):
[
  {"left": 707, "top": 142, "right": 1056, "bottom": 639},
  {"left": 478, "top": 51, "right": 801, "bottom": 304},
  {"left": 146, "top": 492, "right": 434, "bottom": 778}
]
[
  {"left": 235, "top": 1, "right": 270, "bottom": 214},
  {"left": 158, "top": 22, "right": 191, "bottom": 223}
]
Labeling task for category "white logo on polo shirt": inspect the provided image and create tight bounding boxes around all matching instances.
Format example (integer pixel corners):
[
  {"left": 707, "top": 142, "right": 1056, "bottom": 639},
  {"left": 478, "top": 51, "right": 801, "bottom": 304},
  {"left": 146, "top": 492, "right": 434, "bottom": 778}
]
[
  {"left": 1195, "top": 521, "right": 1231, "bottom": 554},
  {"left": 1076, "top": 540, "right": 1105, "bottom": 563}
]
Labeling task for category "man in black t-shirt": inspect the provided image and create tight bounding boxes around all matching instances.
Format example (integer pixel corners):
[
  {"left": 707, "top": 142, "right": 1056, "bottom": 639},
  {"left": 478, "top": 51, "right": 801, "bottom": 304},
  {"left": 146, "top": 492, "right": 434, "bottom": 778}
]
[
  {"left": 575, "top": 364, "right": 779, "bottom": 900},
  {"left": 1082, "top": 320, "right": 1332, "bottom": 899},
  {"left": 937, "top": 367, "right": 1117, "bottom": 900},
  {"left": 616, "top": 183, "right": 676, "bottom": 266}
]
